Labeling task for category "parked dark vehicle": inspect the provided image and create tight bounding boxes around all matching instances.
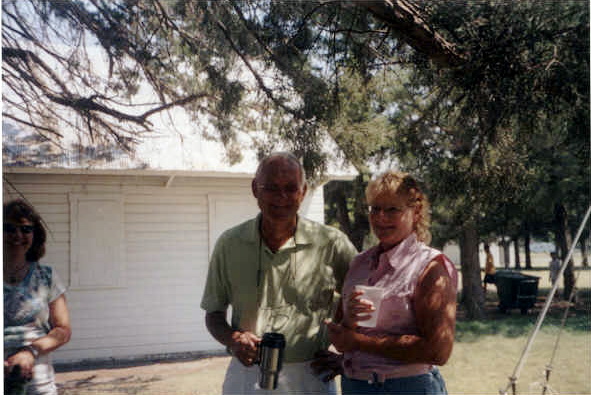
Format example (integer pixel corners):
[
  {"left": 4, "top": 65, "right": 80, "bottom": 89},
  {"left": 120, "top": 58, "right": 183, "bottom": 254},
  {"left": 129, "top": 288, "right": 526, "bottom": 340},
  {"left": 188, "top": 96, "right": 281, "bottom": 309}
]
[{"left": 495, "top": 270, "right": 540, "bottom": 314}]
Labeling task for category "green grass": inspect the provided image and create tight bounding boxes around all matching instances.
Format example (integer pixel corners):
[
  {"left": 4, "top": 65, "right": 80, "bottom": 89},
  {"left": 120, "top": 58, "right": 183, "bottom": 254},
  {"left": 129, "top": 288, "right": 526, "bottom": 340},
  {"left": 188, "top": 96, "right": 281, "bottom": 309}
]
[
  {"left": 441, "top": 329, "right": 590, "bottom": 395},
  {"left": 443, "top": 285, "right": 591, "bottom": 395},
  {"left": 455, "top": 309, "right": 590, "bottom": 342}
]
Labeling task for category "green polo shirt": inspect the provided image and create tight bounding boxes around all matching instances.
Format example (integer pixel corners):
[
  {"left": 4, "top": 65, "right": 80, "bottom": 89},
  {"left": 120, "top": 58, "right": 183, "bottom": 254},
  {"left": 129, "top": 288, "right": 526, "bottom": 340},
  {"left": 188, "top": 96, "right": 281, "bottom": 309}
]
[{"left": 201, "top": 215, "right": 358, "bottom": 363}]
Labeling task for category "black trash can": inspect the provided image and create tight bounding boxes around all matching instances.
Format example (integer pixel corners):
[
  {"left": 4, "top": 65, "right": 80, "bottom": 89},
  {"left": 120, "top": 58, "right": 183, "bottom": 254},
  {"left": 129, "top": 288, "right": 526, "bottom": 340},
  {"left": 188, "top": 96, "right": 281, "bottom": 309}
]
[{"left": 495, "top": 270, "right": 540, "bottom": 314}]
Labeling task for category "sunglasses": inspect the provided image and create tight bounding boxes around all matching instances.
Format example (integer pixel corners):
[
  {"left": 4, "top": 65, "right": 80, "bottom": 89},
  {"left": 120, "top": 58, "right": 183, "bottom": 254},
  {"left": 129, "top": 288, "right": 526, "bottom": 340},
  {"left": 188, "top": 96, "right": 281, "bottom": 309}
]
[
  {"left": 368, "top": 205, "right": 408, "bottom": 217},
  {"left": 3, "top": 223, "right": 34, "bottom": 234}
]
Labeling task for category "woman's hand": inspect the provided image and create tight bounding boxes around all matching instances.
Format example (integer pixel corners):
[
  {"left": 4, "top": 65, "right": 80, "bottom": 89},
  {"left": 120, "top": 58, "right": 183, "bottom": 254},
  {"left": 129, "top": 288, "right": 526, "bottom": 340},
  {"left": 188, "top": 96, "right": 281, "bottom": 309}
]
[
  {"left": 325, "top": 320, "right": 360, "bottom": 353},
  {"left": 4, "top": 349, "right": 35, "bottom": 380},
  {"left": 228, "top": 331, "right": 261, "bottom": 367},
  {"left": 343, "top": 290, "right": 375, "bottom": 328}
]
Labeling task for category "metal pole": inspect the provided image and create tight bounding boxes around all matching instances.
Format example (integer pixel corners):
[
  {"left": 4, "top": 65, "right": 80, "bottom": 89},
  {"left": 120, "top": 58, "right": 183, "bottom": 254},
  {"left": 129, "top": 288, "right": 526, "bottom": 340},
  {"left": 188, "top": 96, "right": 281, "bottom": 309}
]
[{"left": 500, "top": 205, "right": 591, "bottom": 395}]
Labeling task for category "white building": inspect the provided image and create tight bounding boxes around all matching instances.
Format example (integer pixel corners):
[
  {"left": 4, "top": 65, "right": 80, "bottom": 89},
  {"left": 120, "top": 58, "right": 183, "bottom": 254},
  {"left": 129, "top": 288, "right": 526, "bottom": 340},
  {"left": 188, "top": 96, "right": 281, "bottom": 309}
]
[
  {"left": 3, "top": 166, "right": 334, "bottom": 364},
  {"left": 3, "top": 128, "right": 355, "bottom": 364}
]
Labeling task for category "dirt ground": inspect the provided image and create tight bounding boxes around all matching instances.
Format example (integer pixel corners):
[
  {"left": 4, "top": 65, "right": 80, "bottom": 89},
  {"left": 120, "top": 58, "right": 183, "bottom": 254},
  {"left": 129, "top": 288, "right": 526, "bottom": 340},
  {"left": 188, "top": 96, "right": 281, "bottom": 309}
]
[{"left": 56, "top": 356, "right": 231, "bottom": 394}]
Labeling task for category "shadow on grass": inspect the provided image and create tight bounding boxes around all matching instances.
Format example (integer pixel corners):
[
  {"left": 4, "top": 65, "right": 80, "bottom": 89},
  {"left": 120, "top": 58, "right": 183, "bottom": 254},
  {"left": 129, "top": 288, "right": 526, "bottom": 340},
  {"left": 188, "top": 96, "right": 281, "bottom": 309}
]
[{"left": 455, "top": 288, "right": 590, "bottom": 343}]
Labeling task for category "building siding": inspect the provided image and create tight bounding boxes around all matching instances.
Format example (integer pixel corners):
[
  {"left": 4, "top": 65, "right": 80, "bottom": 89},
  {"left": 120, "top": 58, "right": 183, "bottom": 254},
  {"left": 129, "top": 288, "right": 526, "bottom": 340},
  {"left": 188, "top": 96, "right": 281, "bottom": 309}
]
[{"left": 3, "top": 171, "right": 326, "bottom": 363}]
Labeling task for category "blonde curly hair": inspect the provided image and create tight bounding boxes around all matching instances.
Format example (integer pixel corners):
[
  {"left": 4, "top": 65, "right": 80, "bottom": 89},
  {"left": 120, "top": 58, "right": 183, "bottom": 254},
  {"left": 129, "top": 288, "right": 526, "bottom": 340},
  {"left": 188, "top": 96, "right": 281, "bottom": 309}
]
[{"left": 365, "top": 170, "right": 432, "bottom": 244}]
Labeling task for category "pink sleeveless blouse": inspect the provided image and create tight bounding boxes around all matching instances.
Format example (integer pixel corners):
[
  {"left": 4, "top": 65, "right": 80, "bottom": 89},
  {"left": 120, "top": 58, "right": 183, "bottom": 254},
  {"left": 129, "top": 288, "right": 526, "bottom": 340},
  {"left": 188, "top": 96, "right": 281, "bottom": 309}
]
[{"left": 341, "top": 233, "right": 458, "bottom": 381}]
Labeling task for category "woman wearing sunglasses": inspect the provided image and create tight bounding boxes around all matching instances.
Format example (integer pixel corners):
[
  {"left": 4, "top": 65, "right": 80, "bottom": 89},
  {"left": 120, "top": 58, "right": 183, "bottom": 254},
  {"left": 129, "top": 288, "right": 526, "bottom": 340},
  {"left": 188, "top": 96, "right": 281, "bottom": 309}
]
[
  {"left": 326, "top": 171, "right": 457, "bottom": 394},
  {"left": 4, "top": 199, "right": 71, "bottom": 394}
]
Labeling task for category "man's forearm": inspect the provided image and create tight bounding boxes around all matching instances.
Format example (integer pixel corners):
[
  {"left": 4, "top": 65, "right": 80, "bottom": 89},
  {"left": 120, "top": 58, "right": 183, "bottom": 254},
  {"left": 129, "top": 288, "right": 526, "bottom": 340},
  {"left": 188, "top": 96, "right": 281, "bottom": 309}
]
[
  {"left": 206, "top": 311, "right": 261, "bottom": 366},
  {"left": 205, "top": 311, "right": 237, "bottom": 347}
]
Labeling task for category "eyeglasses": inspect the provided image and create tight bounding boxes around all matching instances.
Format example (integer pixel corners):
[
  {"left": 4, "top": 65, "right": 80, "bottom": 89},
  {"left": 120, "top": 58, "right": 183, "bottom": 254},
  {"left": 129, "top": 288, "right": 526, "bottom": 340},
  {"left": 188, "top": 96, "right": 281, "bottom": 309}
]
[
  {"left": 368, "top": 205, "right": 408, "bottom": 218},
  {"left": 257, "top": 184, "right": 301, "bottom": 196},
  {"left": 3, "top": 223, "right": 34, "bottom": 234}
]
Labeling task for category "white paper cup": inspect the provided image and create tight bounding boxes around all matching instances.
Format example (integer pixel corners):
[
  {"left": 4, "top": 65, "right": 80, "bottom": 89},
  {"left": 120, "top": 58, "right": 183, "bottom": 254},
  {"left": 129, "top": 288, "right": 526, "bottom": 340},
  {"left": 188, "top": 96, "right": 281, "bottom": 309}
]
[{"left": 354, "top": 285, "right": 384, "bottom": 328}]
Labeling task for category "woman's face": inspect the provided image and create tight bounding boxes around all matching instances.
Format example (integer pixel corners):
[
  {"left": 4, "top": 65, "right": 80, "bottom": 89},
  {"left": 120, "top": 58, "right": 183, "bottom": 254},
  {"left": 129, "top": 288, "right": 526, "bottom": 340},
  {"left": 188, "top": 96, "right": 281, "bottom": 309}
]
[
  {"left": 369, "top": 192, "right": 418, "bottom": 249},
  {"left": 3, "top": 217, "right": 34, "bottom": 260}
]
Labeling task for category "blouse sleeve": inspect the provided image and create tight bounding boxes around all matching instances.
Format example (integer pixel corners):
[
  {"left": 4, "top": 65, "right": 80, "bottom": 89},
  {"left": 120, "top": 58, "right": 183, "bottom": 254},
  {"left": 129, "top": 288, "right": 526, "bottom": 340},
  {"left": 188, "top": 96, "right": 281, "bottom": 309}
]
[{"left": 49, "top": 267, "right": 67, "bottom": 302}]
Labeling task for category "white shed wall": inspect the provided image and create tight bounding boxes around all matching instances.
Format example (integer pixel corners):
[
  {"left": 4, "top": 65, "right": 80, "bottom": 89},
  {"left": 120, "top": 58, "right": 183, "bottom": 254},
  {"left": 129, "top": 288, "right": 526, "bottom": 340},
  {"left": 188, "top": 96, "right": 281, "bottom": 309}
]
[{"left": 2, "top": 172, "right": 326, "bottom": 363}]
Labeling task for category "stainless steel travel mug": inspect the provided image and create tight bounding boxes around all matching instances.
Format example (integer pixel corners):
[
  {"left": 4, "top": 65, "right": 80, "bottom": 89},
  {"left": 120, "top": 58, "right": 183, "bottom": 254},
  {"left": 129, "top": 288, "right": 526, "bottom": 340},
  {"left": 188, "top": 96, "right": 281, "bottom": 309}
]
[{"left": 258, "top": 332, "right": 286, "bottom": 390}]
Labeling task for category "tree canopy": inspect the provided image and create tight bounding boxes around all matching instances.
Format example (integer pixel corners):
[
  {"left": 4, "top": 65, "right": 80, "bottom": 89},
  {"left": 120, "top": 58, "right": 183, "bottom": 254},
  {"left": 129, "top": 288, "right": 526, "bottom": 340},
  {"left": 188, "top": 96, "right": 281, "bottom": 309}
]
[{"left": 3, "top": 0, "right": 589, "bottom": 317}]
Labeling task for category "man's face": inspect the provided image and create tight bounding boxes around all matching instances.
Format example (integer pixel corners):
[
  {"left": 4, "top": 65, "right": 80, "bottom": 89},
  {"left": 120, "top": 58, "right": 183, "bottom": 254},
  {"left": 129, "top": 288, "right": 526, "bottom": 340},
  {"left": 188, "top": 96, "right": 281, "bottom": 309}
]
[{"left": 252, "top": 158, "right": 307, "bottom": 222}]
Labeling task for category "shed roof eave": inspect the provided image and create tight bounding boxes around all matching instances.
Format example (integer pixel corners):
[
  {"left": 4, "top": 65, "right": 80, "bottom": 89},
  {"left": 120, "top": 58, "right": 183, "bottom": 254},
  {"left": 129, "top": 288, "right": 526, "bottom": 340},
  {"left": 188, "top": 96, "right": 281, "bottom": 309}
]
[
  {"left": 2, "top": 166, "right": 253, "bottom": 179},
  {"left": 2, "top": 166, "right": 358, "bottom": 181}
]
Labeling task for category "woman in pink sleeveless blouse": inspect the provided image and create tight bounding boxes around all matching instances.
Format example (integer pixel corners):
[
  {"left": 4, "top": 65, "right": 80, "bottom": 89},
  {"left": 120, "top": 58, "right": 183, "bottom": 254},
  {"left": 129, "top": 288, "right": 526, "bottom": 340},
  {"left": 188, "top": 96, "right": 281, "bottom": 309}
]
[{"left": 326, "top": 171, "right": 458, "bottom": 394}]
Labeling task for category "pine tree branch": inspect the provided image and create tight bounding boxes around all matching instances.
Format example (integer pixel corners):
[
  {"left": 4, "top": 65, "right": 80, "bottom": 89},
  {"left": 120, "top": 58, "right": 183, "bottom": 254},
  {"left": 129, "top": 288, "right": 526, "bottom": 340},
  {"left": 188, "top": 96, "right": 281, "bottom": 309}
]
[{"left": 353, "top": 0, "right": 466, "bottom": 67}]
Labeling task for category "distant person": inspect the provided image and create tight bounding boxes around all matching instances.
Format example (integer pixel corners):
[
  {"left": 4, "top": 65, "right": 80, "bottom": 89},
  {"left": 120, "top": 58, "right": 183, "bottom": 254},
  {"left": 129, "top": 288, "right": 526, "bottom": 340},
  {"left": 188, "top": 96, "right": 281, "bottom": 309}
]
[
  {"left": 4, "top": 199, "right": 72, "bottom": 394},
  {"left": 326, "top": 171, "right": 457, "bottom": 395},
  {"left": 549, "top": 251, "right": 561, "bottom": 286},
  {"left": 482, "top": 243, "right": 496, "bottom": 292},
  {"left": 201, "top": 152, "right": 358, "bottom": 394}
]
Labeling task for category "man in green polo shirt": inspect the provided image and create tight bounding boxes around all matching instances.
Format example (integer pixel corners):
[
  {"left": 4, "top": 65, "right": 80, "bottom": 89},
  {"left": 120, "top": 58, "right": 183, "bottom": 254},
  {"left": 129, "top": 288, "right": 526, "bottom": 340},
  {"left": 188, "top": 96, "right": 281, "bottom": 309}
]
[{"left": 201, "top": 152, "right": 358, "bottom": 394}]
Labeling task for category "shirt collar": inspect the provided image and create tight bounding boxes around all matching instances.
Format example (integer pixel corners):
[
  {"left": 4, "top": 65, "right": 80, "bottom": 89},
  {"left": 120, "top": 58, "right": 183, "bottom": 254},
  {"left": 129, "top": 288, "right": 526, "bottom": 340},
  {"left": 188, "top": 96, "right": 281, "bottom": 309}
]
[
  {"left": 243, "top": 214, "right": 318, "bottom": 247},
  {"left": 376, "top": 233, "right": 419, "bottom": 269}
]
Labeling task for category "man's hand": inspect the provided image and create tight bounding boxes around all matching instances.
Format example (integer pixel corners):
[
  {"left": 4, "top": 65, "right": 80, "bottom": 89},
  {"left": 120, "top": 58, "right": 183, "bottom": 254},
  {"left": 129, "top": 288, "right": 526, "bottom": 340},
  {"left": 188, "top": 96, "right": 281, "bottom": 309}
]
[
  {"left": 310, "top": 349, "right": 343, "bottom": 382},
  {"left": 205, "top": 311, "right": 261, "bottom": 367},
  {"left": 228, "top": 331, "right": 261, "bottom": 367}
]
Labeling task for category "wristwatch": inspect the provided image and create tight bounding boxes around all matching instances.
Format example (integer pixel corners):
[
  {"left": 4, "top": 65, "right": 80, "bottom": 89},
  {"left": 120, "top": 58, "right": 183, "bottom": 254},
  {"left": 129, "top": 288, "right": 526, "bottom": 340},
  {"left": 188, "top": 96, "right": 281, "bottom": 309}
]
[{"left": 20, "top": 345, "right": 39, "bottom": 359}]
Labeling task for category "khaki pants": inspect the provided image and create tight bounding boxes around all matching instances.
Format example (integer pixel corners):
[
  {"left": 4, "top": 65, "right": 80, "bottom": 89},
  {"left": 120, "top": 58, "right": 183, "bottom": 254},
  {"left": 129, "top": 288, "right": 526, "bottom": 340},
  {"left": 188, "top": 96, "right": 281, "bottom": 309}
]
[{"left": 222, "top": 356, "right": 337, "bottom": 395}]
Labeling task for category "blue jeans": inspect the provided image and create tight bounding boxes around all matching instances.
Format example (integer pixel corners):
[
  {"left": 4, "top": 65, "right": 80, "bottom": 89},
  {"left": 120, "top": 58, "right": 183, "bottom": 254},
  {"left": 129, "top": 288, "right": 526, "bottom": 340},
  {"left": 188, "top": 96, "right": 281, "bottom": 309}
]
[{"left": 341, "top": 368, "right": 448, "bottom": 394}]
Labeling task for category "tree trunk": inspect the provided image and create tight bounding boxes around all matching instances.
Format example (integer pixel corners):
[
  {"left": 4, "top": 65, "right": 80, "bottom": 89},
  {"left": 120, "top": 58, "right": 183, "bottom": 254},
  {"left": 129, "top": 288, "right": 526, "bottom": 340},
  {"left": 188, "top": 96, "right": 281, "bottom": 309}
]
[
  {"left": 513, "top": 236, "right": 521, "bottom": 269},
  {"left": 350, "top": 176, "right": 370, "bottom": 251},
  {"left": 524, "top": 225, "right": 532, "bottom": 269},
  {"left": 459, "top": 221, "right": 485, "bottom": 319},
  {"left": 554, "top": 203, "right": 576, "bottom": 301},
  {"left": 501, "top": 238, "right": 511, "bottom": 269},
  {"left": 581, "top": 237, "right": 589, "bottom": 267},
  {"left": 324, "top": 178, "right": 368, "bottom": 251},
  {"left": 330, "top": 182, "right": 352, "bottom": 235}
]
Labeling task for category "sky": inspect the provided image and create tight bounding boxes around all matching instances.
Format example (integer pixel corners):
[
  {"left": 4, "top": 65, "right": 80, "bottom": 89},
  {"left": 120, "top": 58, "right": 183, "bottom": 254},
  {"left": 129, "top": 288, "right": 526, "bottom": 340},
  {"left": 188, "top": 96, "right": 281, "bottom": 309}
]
[{"left": 1, "top": 6, "right": 357, "bottom": 178}]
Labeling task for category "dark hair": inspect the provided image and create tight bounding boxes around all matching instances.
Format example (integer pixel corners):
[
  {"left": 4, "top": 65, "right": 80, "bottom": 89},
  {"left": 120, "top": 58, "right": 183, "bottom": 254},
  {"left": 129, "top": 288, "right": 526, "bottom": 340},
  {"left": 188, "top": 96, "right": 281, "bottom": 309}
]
[{"left": 3, "top": 199, "right": 46, "bottom": 262}]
